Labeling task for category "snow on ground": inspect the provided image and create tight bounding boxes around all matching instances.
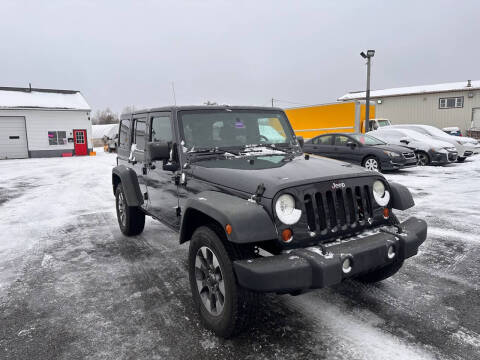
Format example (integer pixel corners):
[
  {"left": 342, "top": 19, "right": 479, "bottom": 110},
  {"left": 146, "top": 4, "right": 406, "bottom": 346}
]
[{"left": 0, "top": 152, "right": 479, "bottom": 359}]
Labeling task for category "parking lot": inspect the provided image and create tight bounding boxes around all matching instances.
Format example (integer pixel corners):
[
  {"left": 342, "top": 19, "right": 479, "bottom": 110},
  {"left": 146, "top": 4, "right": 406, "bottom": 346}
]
[{"left": 1, "top": 151, "right": 479, "bottom": 360}]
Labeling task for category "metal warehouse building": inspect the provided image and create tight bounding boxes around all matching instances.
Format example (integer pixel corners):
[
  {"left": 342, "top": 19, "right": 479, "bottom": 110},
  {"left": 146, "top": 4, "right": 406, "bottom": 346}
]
[
  {"left": 0, "top": 87, "right": 92, "bottom": 159},
  {"left": 339, "top": 80, "right": 480, "bottom": 133}
]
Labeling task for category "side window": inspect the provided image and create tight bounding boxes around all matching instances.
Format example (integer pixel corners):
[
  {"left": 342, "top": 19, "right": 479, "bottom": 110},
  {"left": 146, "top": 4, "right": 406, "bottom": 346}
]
[
  {"left": 48, "top": 131, "right": 58, "bottom": 145},
  {"left": 48, "top": 131, "right": 67, "bottom": 145},
  {"left": 134, "top": 119, "right": 146, "bottom": 151},
  {"left": 119, "top": 119, "right": 131, "bottom": 149},
  {"left": 317, "top": 135, "right": 333, "bottom": 145},
  {"left": 334, "top": 135, "right": 350, "bottom": 146},
  {"left": 151, "top": 115, "right": 172, "bottom": 142},
  {"left": 311, "top": 137, "right": 318, "bottom": 145}
]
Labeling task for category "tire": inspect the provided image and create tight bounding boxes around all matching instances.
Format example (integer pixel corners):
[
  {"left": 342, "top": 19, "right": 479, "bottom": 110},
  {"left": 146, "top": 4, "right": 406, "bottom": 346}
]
[
  {"left": 457, "top": 157, "right": 466, "bottom": 163},
  {"left": 356, "top": 260, "right": 404, "bottom": 283},
  {"left": 188, "top": 225, "right": 259, "bottom": 338},
  {"left": 115, "top": 184, "right": 145, "bottom": 236},
  {"left": 415, "top": 151, "right": 430, "bottom": 166},
  {"left": 362, "top": 156, "right": 381, "bottom": 172}
]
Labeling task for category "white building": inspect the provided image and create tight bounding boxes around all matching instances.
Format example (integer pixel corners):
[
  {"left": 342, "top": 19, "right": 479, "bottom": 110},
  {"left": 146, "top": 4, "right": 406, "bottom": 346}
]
[
  {"left": 0, "top": 86, "right": 92, "bottom": 159},
  {"left": 339, "top": 80, "right": 480, "bottom": 133}
]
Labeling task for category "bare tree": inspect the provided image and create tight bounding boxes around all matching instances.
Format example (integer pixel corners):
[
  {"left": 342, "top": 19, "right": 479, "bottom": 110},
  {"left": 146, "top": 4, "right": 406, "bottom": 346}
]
[
  {"left": 92, "top": 108, "right": 119, "bottom": 125},
  {"left": 121, "top": 105, "right": 136, "bottom": 115}
]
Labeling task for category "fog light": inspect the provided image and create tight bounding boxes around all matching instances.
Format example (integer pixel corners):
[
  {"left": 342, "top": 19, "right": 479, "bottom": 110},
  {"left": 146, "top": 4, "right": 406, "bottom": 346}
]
[
  {"left": 342, "top": 258, "right": 352, "bottom": 274},
  {"left": 281, "top": 229, "right": 293, "bottom": 243},
  {"left": 387, "top": 245, "right": 396, "bottom": 259}
]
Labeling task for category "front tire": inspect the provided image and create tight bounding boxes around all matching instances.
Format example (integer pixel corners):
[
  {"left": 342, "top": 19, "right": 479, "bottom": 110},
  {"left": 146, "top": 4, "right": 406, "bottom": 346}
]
[
  {"left": 115, "top": 184, "right": 145, "bottom": 236},
  {"left": 188, "top": 225, "right": 259, "bottom": 338},
  {"left": 363, "top": 156, "right": 381, "bottom": 172},
  {"left": 457, "top": 156, "right": 466, "bottom": 163},
  {"left": 356, "top": 260, "right": 404, "bottom": 283},
  {"left": 415, "top": 151, "right": 430, "bottom": 166}
]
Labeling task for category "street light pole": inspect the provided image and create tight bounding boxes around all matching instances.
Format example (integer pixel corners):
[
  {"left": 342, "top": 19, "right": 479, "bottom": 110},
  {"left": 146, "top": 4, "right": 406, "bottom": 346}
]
[{"left": 360, "top": 50, "right": 375, "bottom": 133}]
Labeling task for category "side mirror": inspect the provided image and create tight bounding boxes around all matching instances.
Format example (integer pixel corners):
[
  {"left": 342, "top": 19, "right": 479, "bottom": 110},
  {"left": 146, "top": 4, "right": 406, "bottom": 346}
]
[
  {"left": 147, "top": 141, "right": 170, "bottom": 162},
  {"left": 296, "top": 136, "right": 304, "bottom": 148},
  {"left": 346, "top": 141, "right": 357, "bottom": 148},
  {"left": 399, "top": 137, "right": 410, "bottom": 145}
]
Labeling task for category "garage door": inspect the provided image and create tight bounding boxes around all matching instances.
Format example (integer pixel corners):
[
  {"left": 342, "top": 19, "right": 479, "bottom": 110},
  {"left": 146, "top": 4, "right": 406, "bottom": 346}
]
[{"left": 0, "top": 117, "right": 28, "bottom": 159}]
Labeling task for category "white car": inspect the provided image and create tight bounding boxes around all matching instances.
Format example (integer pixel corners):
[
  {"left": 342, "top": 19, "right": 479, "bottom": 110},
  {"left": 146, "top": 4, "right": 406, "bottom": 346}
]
[
  {"left": 389, "top": 124, "right": 476, "bottom": 162},
  {"left": 459, "top": 136, "right": 480, "bottom": 155},
  {"left": 368, "top": 128, "right": 458, "bottom": 165}
]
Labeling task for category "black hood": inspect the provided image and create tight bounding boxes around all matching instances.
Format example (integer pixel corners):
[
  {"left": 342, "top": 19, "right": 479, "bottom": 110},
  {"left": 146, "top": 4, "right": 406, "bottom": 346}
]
[
  {"left": 371, "top": 144, "right": 411, "bottom": 153},
  {"left": 189, "top": 154, "right": 375, "bottom": 198}
]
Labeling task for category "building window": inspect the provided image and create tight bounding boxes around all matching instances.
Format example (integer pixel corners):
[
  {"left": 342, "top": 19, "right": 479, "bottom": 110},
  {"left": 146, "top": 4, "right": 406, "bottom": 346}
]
[
  {"left": 439, "top": 96, "right": 463, "bottom": 109},
  {"left": 48, "top": 131, "right": 67, "bottom": 145}
]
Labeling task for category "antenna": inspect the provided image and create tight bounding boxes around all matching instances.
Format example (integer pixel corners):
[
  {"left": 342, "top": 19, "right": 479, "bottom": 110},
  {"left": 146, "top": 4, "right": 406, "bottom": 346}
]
[{"left": 171, "top": 82, "right": 177, "bottom": 105}]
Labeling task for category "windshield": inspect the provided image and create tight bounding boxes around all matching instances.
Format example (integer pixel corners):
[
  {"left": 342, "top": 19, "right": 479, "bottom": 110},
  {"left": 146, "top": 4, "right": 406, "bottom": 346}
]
[
  {"left": 179, "top": 109, "right": 295, "bottom": 151},
  {"left": 399, "top": 129, "right": 433, "bottom": 142},
  {"left": 422, "top": 125, "right": 451, "bottom": 137},
  {"left": 351, "top": 134, "right": 386, "bottom": 145},
  {"left": 377, "top": 120, "right": 391, "bottom": 127}
]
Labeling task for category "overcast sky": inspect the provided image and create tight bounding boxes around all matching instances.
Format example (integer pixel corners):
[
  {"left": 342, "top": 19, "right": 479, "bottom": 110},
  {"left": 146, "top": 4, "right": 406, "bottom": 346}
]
[{"left": 1, "top": 0, "right": 479, "bottom": 113}]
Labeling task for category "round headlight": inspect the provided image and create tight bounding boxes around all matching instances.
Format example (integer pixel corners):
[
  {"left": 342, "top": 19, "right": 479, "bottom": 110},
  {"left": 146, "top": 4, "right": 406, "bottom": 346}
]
[
  {"left": 275, "top": 194, "right": 302, "bottom": 225},
  {"left": 373, "top": 180, "right": 390, "bottom": 206}
]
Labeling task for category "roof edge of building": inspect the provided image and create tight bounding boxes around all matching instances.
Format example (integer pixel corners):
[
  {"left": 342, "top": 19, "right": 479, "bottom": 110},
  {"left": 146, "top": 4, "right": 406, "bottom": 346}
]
[
  {"left": 339, "top": 80, "right": 480, "bottom": 101},
  {"left": 0, "top": 106, "right": 91, "bottom": 111},
  {"left": 0, "top": 86, "right": 80, "bottom": 94}
]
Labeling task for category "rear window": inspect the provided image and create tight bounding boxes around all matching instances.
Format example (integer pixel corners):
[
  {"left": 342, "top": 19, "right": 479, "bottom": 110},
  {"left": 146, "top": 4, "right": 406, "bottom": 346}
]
[
  {"left": 134, "top": 119, "right": 146, "bottom": 150},
  {"left": 119, "top": 119, "right": 131, "bottom": 149}
]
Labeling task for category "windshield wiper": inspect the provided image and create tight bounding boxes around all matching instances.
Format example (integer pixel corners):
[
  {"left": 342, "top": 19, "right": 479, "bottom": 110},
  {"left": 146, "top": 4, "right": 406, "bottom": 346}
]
[
  {"left": 243, "top": 143, "right": 293, "bottom": 154},
  {"left": 187, "top": 147, "right": 241, "bottom": 161}
]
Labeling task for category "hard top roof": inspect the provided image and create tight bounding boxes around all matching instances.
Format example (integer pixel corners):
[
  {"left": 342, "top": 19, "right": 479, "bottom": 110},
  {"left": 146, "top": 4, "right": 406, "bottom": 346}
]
[{"left": 121, "top": 105, "right": 285, "bottom": 117}]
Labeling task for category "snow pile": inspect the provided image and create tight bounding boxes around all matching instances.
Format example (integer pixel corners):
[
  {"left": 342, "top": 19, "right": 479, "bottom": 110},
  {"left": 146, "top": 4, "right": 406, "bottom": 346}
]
[
  {"left": 92, "top": 124, "right": 118, "bottom": 139},
  {"left": 0, "top": 89, "right": 90, "bottom": 110}
]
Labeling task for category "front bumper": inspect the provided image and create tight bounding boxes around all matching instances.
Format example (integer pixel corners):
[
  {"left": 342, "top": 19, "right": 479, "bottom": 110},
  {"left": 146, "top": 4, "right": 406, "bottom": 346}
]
[
  {"left": 234, "top": 217, "right": 427, "bottom": 292},
  {"left": 429, "top": 150, "right": 458, "bottom": 164},
  {"left": 381, "top": 157, "right": 417, "bottom": 170}
]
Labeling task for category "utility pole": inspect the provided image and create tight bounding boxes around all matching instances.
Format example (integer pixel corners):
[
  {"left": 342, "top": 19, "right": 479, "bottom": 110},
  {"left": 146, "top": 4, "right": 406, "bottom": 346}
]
[
  {"left": 271, "top": 98, "right": 274, "bottom": 107},
  {"left": 360, "top": 50, "right": 375, "bottom": 133}
]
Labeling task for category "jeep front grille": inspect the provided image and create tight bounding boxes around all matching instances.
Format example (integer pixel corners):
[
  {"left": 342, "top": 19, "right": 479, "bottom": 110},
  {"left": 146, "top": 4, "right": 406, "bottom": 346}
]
[{"left": 304, "top": 185, "right": 373, "bottom": 233}]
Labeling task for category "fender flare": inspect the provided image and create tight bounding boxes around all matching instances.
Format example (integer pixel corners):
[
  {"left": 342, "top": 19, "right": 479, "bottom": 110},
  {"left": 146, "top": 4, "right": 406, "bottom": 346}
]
[
  {"left": 389, "top": 182, "right": 414, "bottom": 210},
  {"left": 112, "top": 165, "right": 144, "bottom": 207},
  {"left": 179, "top": 191, "right": 278, "bottom": 244}
]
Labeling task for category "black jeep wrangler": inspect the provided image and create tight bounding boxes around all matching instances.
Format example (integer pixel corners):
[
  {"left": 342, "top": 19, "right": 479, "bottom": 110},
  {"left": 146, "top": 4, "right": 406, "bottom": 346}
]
[{"left": 112, "top": 106, "right": 427, "bottom": 337}]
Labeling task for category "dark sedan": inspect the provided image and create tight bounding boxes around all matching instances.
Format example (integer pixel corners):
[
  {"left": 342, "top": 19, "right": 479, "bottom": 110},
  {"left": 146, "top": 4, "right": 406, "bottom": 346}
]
[{"left": 303, "top": 133, "right": 417, "bottom": 172}]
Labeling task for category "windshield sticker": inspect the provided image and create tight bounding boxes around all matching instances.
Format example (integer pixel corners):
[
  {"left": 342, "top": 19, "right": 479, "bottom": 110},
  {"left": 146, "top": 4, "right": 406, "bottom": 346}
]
[{"left": 235, "top": 119, "right": 245, "bottom": 129}]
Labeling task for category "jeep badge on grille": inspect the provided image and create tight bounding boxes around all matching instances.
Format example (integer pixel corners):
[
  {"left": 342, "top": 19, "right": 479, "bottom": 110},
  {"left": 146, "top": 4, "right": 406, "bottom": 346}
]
[{"left": 331, "top": 182, "right": 346, "bottom": 190}]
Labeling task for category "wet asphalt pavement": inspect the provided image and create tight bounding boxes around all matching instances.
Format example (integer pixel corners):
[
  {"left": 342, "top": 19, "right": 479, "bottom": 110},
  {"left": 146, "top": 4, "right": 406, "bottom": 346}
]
[{"left": 0, "top": 152, "right": 479, "bottom": 359}]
